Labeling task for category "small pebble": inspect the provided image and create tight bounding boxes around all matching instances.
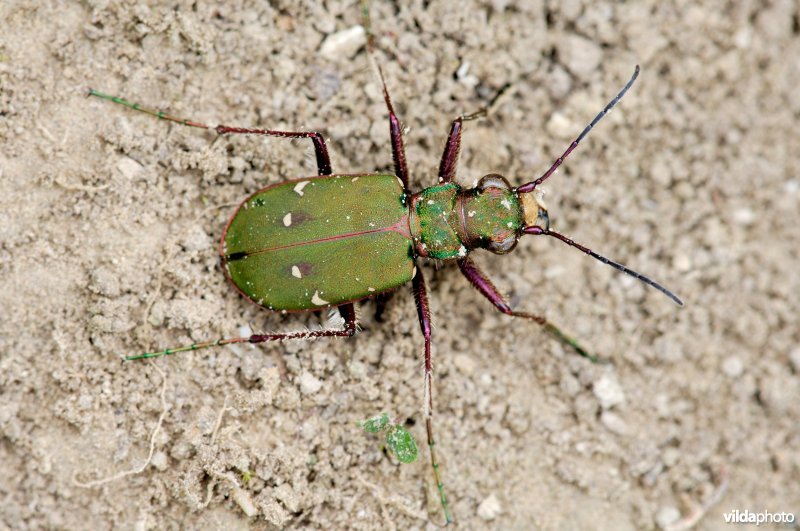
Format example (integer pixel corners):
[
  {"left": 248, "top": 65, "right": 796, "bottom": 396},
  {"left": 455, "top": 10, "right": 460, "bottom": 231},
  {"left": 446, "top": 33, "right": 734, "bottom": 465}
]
[
  {"left": 655, "top": 506, "right": 681, "bottom": 529},
  {"left": 560, "top": 35, "right": 602, "bottom": 78},
  {"left": 298, "top": 371, "right": 322, "bottom": 395},
  {"left": 232, "top": 487, "right": 258, "bottom": 517},
  {"left": 546, "top": 111, "right": 574, "bottom": 139},
  {"left": 721, "top": 356, "right": 743, "bottom": 378},
  {"left": 788, "top": 347, "right": 800, "bottom": 372},
  {"left": 477, "top": 493, "right": 502, "bottom": 521},
  {"left": 90, "top": 266, "right": 120, "bottom": 297},
  {"left": 453, "top": 353, "right": 476, "bottom": 375},
  {"left": 600, "top": 411, "right": 629, "bottom": 435},
  {"left": 151, "top": 451, "right": 168, "bottom": 471},
  {"left": 732, "top": 207, "right": 755, "bottom": 225},
  {"left": 593, "top": 374, "right": 625, "bottom": 409},
  {"left": 319, "top": 26, "right": 366, "bottom": 59},
  {"left": 672, "top": 253, "right": 691, "bottom": 273},
  {"left": 117, "top": 156, "right": 143, "bottom": 180}
]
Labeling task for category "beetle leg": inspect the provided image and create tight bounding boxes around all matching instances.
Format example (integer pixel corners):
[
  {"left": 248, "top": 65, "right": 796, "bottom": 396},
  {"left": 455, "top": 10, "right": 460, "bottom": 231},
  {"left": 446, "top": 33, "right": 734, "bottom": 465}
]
[
  {"left": 437, "top": 118, "right": 464, "bottom": 184},
  {"left": 374, "top": 65, "right": 411, "bottom": 188},
  {"left": 86, "top": 89, "right": 333, "bottom": 175},
  {"left": 214, "top": 126, "right": 332, "bottom": 176},
  {"left": 412, "top": 265, "right": 453, "bottom": 524},
  {"left": 457, "top": 257, "right": 598, "bottom": 362},
  {"left": 438, "top": 84, "right": 511, "bottom": 184},
  {"left": 125, "top": 304, "right": 357, "bottom": 361},
  {"left": 359, "top": 2, "right": 410, "bottom": 188}
]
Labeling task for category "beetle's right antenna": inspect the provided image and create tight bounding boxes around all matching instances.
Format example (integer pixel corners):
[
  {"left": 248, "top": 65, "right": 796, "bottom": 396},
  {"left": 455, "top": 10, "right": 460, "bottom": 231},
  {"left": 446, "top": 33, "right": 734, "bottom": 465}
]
[
  {"left": 517, "top": 65, "right": 640, "bottom": 194},
  {"left": 524, "top": 226, "right": 683, "bottom": 306}
]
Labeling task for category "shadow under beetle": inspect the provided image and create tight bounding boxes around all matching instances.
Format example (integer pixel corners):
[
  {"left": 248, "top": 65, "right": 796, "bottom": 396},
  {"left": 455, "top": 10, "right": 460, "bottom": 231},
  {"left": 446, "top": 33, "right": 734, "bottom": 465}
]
[{"left": 89, "top": 59, "right": 682, "bottom": 524}]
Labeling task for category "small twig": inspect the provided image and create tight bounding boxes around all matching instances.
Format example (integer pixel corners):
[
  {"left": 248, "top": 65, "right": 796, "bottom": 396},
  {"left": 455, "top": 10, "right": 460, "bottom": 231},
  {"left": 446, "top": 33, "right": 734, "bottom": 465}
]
[
  {"left": 73, "top": 362, "right": 169, "bottom": 487},
  {"left": 210, "top": 395, "right": 229, "bottom": 444},
  {"left": 665, "top": 464, "right": 730, "bottom": 531}
]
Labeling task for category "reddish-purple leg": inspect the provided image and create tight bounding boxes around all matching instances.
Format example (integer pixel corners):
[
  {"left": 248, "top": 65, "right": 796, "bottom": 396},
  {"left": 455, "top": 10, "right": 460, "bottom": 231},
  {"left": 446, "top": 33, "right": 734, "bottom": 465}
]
[
  {"left": 215, "top": 125, "right": 332, "bottom": 176},
  {"left": 438, "top": 85, "right": 510, "bottom": 184},
  {"left": 375, "top": 67, "right": 410, "bottom": 187},
  {"left": 126, "top": 303, "right": 357, "bottom": 360},
  {"left": 457, "top": 257, "right": 596, "bottom": 361},
  {"left": 411, "top": 264, "right": 453, "bottom": 524},
  {"left": 86, "top": 90, "right": 333, "bottom": 176},
  {"left": 438, "top": 111, "right": 485, "bottom": 184}
]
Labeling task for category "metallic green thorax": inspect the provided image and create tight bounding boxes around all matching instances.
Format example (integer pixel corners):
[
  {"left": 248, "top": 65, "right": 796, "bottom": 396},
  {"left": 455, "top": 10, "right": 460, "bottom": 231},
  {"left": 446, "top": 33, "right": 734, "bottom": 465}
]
[
  {"left": 410, "top": 183, "right": 464, "bottom": 260},
  {"left": 410, "top": 182, "right": 524, "bottom": 259},
  {"left": 222, "top": 174, "right": 414, "bottom": 311}
]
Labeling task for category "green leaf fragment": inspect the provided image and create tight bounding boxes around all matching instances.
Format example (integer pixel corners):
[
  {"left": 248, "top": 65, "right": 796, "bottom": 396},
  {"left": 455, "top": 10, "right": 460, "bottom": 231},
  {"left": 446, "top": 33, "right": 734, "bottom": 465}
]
[
  {"left": 359, "top": 412, "right": 391, "bottom": 433},
  {"left": 386, "top": 425, "right": 418, "bottom": 464}
]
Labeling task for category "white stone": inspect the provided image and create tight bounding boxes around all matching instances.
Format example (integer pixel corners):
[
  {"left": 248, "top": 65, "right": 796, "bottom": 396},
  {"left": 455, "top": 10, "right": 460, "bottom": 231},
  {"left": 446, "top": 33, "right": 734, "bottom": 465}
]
[
  {"left": 655, "top": 506, "right": 681, "bottom": 529},
  {"left": 319, "top": 26, "right": 366, "bottom": 60},
  {"left": 593, "top": 374, "right": 625, "bottom": 409},
  {"left": 789, "top": 348, "right": 800, "bottom": 372},
  {"left": 477, "top": 493, "right": 502, "bottom": 520},
  {"left": 722, "top": 356, "right": 743, "bottom": 378},
  {"left": 298, "top": 371, "right": 322, "bottom": 395},
  {"left": 117, "top": 156, "right": 143, "bottom": 180},
  {"left": 600, "top": 411, "right": 628, "bottom": 435},
  {"left": 231, "top": 487, "right": 258, "bottom": 517}
]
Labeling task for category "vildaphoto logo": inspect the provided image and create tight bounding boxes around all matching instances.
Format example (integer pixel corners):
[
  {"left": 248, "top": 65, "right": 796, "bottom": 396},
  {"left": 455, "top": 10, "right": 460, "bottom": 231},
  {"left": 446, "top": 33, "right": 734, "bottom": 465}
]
[{"left": 723, "top": 509, "right": 796, "bottom": 525}]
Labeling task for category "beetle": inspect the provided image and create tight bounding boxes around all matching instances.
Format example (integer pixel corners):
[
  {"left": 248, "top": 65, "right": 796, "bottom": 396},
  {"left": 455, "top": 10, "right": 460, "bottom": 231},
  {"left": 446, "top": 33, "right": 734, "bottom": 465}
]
[{"left": 89, "top": 61, "right": 681, "bottom": 524}]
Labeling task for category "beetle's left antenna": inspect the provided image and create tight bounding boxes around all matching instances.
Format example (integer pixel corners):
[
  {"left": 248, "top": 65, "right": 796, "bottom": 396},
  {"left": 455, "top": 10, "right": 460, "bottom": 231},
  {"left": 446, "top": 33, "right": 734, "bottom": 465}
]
[{"left": 517, "top": 66, "right": 640, "bottom": 194}]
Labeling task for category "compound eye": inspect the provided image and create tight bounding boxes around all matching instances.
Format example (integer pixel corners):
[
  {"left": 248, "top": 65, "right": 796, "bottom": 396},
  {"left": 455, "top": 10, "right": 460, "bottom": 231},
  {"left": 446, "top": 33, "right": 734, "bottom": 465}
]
[{"left": 477, "top": 174, "right": 511, "bottom": 192}]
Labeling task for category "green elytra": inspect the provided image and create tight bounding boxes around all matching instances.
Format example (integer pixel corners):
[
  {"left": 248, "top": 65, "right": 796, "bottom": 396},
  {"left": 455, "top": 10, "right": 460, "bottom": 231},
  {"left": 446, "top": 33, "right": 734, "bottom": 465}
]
[
  {"left": 221, "top": 174, "right": 413, "bottom": 311},
  {"left": 89, "top": 41, "right": 682, "bottom": 528}
]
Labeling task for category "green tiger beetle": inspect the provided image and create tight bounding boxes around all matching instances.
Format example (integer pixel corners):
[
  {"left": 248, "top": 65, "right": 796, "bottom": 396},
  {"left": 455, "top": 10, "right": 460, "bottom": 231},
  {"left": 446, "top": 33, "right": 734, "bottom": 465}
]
[{"left": 89, "top": 55, "right": 681, "bottom": 524}]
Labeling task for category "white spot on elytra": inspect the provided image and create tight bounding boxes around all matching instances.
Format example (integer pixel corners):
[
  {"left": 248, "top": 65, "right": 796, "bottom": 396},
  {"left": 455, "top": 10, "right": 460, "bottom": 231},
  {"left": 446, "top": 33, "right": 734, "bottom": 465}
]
[
  {"left": 412, "top": 266, "right": 417, "bottom": 278},
  {"left": 458, "top": 245, "right": 467, "bottom": 257},
  {"left": 501, "top": 199, "right": 511, "bottom": 209},
  {"left": 427, "top": 199, "right": 434, "bottom": 205},
  {"left": 507, "top": 222, "right": 513, "bottom": 228},
  {"left": 311, "top": 290, "right": 329, "bottom": 306},
  {"left": 368, "top": 287, "right": 376, "bottom": 292},
  {"left": 283, "top": 213, "right": 292, "bottom": 227},
  {"left": 292, "top": 266, "right": 302, "bottom": 278},
  {"left": 294, "top": 181, "right": 309, "bottom": 196},
  {"left": 468, "top": 210, "right": 476, "bottom": 217}
]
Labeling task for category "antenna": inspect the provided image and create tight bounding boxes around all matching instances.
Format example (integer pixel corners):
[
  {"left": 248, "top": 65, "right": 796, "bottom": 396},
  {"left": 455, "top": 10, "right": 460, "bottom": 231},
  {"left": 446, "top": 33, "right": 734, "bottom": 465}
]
[
  {"left": 517, "top": 65, "right": 640, "bottom": 194},
  {"left": 524, "top": 226, "right": 683, "bottom": 306}
]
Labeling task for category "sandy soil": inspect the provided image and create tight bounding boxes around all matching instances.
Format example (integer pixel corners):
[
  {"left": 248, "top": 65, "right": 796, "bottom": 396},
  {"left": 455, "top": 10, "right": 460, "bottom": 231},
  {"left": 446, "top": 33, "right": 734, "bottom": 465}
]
[{"left": 1, "top": 1, "right": 798, "bottom": 529}]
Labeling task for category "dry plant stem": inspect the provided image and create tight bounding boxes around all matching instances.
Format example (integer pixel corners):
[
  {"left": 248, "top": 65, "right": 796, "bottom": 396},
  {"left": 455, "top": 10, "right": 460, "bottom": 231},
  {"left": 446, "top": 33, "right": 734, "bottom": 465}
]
[
  {"left": 665, "top": 465, "right": 730, "bottom": 531},
  {"left": 73, "top": 362, "right": 168, "bottom": 488}
]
